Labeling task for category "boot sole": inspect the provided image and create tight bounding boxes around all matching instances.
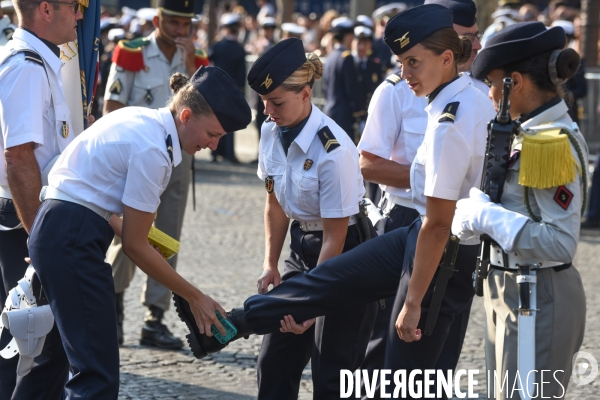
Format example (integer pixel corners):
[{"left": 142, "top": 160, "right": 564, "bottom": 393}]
[
  {"left": 172, "top": 294, "right": 209, "bottom": 359},
  {"left": 139, "top": 337, "right": 184, "bottom": 350}
]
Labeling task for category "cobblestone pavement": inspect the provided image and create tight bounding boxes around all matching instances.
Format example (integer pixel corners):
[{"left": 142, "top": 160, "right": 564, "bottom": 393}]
[{"left": 118, "top": 129, "right": 599, "bottom": 399}]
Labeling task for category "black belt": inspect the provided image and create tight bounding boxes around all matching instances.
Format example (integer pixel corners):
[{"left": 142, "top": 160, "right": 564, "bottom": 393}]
[{"left": 490, "top": 263, "right": 572, "bottom": 272}]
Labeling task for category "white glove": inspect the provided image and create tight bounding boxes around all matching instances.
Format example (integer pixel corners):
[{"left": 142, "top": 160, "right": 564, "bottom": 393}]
[{"left": 452, "top": 188, "right": 530, "bottom": 253}]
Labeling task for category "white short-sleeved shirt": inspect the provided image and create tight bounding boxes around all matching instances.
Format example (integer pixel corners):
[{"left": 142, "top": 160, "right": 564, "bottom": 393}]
[
  {"left": 0, "top": 28, "right": 73, "bottom": 189},
  {"left": 49, "top": 107, "right": 182, "bottom": 214},
  {"left": 463, "top": 72, "right": 491, "bottom": 96},
  {"left": 357, "top": 76, "right": 428, "bottom": 201},
  {"left": 410, "top": 74, "right": 496, "bottom": 215},
  {"left": 257, "top": 104, "right": 365, "bottom": 221}
]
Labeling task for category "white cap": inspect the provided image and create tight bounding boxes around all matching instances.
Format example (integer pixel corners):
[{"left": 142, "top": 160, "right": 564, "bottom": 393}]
[
  {"left": 372, "top": 3, "right": 407, "bottom": 20},
  {"left": 100, "top": 17, "right": 119, "bottom": 31},
  {"left": 281, "top": 22, "right": 306, "bottom": 36},
  {"left": 354, "top": 26, "right": 373, "bottom": 39},
  {"left": 220, "top": 13, "right": 241, "bottom": 26},
  {"left": 120, "top": 7, "right": 137, "bottom": 26},
  {"left": 108, "top": 28, "right": 126, "bottom": 42},
  {"left": 551, "top": 20, "right": 574, "bottom": 36},
  {"left": 356, "top": 15, "right": 373, "bottom": 28},
  {"left": 331, "top": 16, "right": 354, "bottom": 30},
  {"left": 136, "top": 7, "right": 157, "bottom": 22},
  {"left": 491, "top": 8, "right": 520, "bottom": 20},
  {"left": 1, "top": 0, "right": 14, "bottom": 11},
  {"left": 259, "top": 16, "right": 277, "bottom": 28}
]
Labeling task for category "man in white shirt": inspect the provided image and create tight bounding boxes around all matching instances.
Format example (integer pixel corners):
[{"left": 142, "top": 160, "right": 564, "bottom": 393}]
[{"left": 0, "top": 0, "right": 81, "bottom": 397}]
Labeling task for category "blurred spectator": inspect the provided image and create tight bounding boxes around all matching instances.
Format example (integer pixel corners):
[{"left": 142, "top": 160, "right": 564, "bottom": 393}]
[
  {"left": 519, "top": 3, "right": 539, "bottom": 22},
  {"left": 300, "top": 12, "right": 319, "bottom": 52},
  {"left": 583, "top": 147, "right": 600, "bottom": 229},
  {"left": 242, "top": 14, "right": 259, "bottom": 48},
  {"left": 251, "top": 16, "right": 276, "bottom": 55},
  {"left": 0, "top": 0, "right": 16, "bottom": 26},
  {"left": 481, "top": 0, "right": 521, "bottom": 47},
  {"left": 352, "top": 25, "right": 382, "bottom": 136},
  {"left": 317, "top": 9, "right": 339, "bottom": 54},
  {"left": 0, "top": 2, "right": 15, "bottom": 46},
  {"left": 209, "top": 13, "right": 246, "bottom": 163},
  {"left": 323, "top": 16, "right": 359, "bottom": 140},
  {"left": 256, "top": 0, "right": 275, "bottom": 22},
  {"left": 371, "top": 3, "right": 406, "bottom": 75},
  {"left": 553, "top": 20, "right": 587, "bottom": 124},
  {"left": 281, "top": 22, "right": 306, "bottom": 40}
]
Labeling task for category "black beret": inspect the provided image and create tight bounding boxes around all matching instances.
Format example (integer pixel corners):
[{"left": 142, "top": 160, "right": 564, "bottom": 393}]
[
  {"left": 384, "top": 4, "right": 453, "bottom": 55},
  {"left": 424, "top": 0, "right": 476, "bottom": 27},
  {"left": 191, "top": 66, "right": 251, "bottom": 132},
  {"left": 247, "top": 38, "right": 307, "bottom": 95},
  {"left": 158, "top": 0, "right": 195, "bottom": 18},
  {"left": 471, "top": 22, "right": 566, "bottom": 81}
]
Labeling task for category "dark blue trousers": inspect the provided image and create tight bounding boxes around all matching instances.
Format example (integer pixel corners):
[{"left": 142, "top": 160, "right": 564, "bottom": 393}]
[
  {"left": 256, "top": 221, "right": 377, "bottom": 400},
  {"left": 587, "top": 150, "right": 600, "bottom": 221},
  {"left": 357, "top": 203, "right": 473, "bottom": 398},
  {"left": 29, "top": 200, "right": 119, "bottom": 399},
  {"left": 245, "top": 218, "right": 478, "bottom": 399},
  {"left": 0, "top": 198, "right": 68, "bottom": 400}
]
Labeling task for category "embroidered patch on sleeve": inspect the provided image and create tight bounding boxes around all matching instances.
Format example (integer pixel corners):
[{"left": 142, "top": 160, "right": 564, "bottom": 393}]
[{"left": 554, "top": 185, "right": 573, "bottom": 210}]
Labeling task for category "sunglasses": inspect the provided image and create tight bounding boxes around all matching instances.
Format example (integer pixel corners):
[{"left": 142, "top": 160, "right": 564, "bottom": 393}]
[
  {"left": 461, "top": 31, "right": 483, "bottom": 43},
  {"left": 49, "top": 1, "right": 80, "bottom": 13}
]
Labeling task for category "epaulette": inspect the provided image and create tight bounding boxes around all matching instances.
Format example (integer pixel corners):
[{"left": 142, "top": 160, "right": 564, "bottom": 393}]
[
  {"left": 519, "top": 127, "right": 577, "bottom": 189},
  {"left": 21, "top": 50, "right": 43, "bottom": 66},
  {"left": 342, "top": 50, "right": 352, "bottom": 58},
  {"left": 317, "top": 126, "right": 340, "bottom": 153},
  {"left": 385, "top": 73, "right": 402, "bottom": 85},
  {"left": 194, "top": 48, "right": 209, "bottom": 69},
  {"left": 438, "top": 101, "right": 459, "bottom": 123},
  {"left": 111, "top": 37, "right": 151, "bottom": 72},
  {"left": 3, "top": 27, "right": 14, "bottom": 41}
]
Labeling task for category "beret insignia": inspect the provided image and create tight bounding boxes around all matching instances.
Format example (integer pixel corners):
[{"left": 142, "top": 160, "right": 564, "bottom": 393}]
[
  {"left": 317, "top": 126, "right": 340, "bottom": 153},
  {"left": 394, "top": 31, "right": 410, "bottom": 48},
  {"left": 438, "top": 101, "right": 459, "bottom": 123}
]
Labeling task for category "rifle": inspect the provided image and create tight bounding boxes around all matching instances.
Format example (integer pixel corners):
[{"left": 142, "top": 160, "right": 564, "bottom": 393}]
[{"left": 473, "top": 77, "right": 520, "bottom": 296}]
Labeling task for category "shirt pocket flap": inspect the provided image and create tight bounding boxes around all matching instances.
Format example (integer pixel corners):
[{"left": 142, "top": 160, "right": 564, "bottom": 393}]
[
  {"left": 54, "top": 102, "right": 70, "bottom": 122},
  {"left": 402, "top": 117, "right": 427, "bottom": 134},
  {"left": 133, "top": 79, "right": 164, "bottom": 91}
]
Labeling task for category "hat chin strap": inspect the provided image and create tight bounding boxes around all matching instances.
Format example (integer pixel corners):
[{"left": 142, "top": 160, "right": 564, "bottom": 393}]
[
  {"left": 548, "top": 49, "right": 563, "bottom": 87},
  {"left": 157, "top": 21, "right": 177, "bottom": 43}
]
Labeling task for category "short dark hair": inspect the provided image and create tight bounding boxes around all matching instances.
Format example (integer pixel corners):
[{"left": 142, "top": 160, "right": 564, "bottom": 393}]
[{"left": 16, "top": 0, "right": 59, "bottom": 22}]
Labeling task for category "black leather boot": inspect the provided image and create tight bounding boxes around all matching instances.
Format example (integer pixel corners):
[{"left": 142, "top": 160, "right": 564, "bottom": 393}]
[
  {"left": 115, "top": 292, "right": 124, "bottom": 346},
  {"left": 173, "top": 294, "right": 254, "bottom": 359},
  {"left": 140, "top": 305, "right": 184, "bottom": 350}
]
